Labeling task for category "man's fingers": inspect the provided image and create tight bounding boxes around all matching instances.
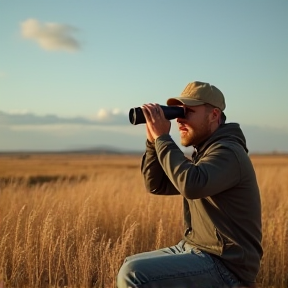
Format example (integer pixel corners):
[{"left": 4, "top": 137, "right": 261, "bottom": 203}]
[
  {"left": 142, "top": 103, "right": 162, "bottom": 120},
  {"left": 141, "top": 105, "right": 151, "bottom": 121},
  {"left": 141, "top": 103, "right": 171, "bottom": 140},
  {"left": 142, "top": 104, "right": 157, "bottom": 122}
]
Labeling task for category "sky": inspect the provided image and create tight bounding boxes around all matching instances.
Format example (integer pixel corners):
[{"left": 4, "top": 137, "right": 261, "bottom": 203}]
[{"left": 0, "top": 0, "right": 288, "bottom": 153}]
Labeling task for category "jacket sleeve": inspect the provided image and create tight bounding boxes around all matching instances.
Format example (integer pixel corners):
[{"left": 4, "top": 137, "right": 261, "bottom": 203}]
[
  {"left": 154, "top": 134, "right": 242, "bottom": 199},
  {"left": 141, "top": 139, "right": 181, "bottom": 195}
]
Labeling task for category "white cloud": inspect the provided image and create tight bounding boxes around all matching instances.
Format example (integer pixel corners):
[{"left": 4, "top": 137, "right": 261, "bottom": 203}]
[
  {"left": 0, "top": 109, "right": 129, "bottom": 126},
  {"left": 21, "top": 18, "right": 81, "bottom": 52},
  {"left": 90, "top": 108, "right": 128, "bottom": 123},
  {"left": 112, "top": 108, "right": 121, "bottom": 115},
  {"left": 96, "top": 108, "right": 110, "bottom": 120}
]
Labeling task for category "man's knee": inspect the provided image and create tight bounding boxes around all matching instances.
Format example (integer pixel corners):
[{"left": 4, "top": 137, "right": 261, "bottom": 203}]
[{"left": 117, "top": 259, "right": 148, "bottom": 288}]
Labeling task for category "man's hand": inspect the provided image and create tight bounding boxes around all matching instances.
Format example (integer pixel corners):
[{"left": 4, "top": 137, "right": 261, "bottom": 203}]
[{"left": 142, "top": 103, "right": 171, "bottom": 142}]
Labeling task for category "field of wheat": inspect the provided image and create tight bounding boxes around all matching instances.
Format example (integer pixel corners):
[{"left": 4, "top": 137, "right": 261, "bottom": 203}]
[{"left": 0, "top": 153, "right": 287, "bottom": 288}]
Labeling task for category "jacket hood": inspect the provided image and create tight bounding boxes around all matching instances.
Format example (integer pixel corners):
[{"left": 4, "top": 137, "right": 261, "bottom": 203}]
[{"left": 196, "top": 123, "right": 248, "bottom": 154}]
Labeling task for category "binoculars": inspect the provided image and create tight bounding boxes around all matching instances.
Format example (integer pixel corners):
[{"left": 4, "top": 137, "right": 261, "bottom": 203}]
[{"left": 129, "top": 105, "right": 185, "bottom": 125}]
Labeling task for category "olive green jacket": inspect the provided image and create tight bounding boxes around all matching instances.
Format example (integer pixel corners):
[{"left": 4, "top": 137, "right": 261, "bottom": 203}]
[{"left": 141, "top": 123, "right": 263, "bottom": 282}]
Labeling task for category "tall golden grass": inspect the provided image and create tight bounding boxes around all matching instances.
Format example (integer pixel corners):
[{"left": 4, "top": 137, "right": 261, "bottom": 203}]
[{"left": 0, "top": 153, "right": 287, "bottom": 288}]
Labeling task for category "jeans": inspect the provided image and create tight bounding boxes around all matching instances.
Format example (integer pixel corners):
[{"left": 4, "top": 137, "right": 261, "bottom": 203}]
[{"left": 117, "top": 240, "right": 244, "bottom": 288}]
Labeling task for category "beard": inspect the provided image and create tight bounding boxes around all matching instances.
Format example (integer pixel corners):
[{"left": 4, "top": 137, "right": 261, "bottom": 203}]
[{"left": 179, "top": 116, "right": 212, "bottom": 147}]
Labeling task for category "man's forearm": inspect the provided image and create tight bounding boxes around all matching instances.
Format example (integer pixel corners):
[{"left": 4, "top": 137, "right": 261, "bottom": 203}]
[{"left": 141, "top": 139, "right": 180, "bottom": 195}]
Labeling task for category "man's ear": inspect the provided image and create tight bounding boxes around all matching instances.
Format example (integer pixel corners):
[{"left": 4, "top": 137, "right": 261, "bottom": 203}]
[{"left": 212, "top": 108, "right": 221, "bottom": 123}]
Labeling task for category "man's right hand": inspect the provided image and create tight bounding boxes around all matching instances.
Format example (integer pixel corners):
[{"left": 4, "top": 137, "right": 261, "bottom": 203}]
[{"left": 141, "top": 103, "right": 171, "bottom": 142}]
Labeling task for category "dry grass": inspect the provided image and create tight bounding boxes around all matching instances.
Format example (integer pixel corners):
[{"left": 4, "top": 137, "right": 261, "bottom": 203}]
[{"left": 0, "top": 153, "right": 287, "bottom": 288}]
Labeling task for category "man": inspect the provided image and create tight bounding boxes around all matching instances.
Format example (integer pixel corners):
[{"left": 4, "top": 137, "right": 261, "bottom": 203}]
[{"left": 117, "top": 81, "right": 263, "bottom": 288}]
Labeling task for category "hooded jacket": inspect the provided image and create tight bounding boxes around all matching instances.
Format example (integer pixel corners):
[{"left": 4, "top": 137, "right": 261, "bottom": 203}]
[{"left": 141, "top": 123, "right": 263, "bottom": 283}]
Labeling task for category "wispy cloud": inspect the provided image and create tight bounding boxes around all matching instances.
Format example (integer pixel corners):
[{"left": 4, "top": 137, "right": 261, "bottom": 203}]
[
  {"left": 20, "top": 18, "right": 81, "bottom": 52},
  {"left": 0, "top": 110, "right": 145, "bottom": 151},
  {"left": 90, "top": 108, "right": 126, "bottom": 122},
  {"left": 0, "top": 109, "right": 129, "bottom": 126}
]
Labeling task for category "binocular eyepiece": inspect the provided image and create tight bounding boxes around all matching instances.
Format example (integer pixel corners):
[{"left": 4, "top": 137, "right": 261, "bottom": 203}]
[{"left": 129, "top": 105, "right": 185, "bottom": 125}]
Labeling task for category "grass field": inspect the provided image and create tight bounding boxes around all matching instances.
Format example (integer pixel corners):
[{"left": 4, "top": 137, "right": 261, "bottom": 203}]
[{"left": 0, "top": 153, "right": 287, "bottom": 288}]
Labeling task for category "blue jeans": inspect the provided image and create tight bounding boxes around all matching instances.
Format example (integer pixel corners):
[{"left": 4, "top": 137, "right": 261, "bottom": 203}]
[{"left": 117, "top": 240, "right": 243, "bottom": 288}]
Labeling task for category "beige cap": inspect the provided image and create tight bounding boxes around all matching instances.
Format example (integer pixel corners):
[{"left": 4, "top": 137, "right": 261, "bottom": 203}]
[{"left": 167, "top": 81, "right": 226, "bottom": 111}]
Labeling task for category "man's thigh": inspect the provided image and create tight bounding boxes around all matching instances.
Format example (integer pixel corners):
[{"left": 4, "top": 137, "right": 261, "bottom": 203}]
[
  {"left": 124, "top": 241, "right": 185, "bottom": 263},
  {"left": 117, "top": 247, "right": 225, "bottom": 288}
]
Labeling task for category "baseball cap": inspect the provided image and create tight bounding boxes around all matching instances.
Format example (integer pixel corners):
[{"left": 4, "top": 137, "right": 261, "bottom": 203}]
[{"left": 167, "top": 81, "right": 226, "bottom": 111}]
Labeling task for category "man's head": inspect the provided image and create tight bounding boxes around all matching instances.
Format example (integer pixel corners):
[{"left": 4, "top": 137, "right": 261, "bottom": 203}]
[{"left": 167, "top": 81, "right": 226, "bottom": 147}]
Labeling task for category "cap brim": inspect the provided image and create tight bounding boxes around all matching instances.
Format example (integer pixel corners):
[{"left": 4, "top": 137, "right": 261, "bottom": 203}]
[{"left": 167, "top": 97, "right": 205, "bottom": 107}]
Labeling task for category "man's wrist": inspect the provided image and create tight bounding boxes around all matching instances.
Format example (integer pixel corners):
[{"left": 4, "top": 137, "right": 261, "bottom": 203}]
[{"left": 146, "top": 139, "right": 155, "bottom": 149}]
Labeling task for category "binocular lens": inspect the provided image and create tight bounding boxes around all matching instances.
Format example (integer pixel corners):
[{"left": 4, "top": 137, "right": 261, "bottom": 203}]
[{"left": 129, "top": 105, "right": 185, "bottom": 125}]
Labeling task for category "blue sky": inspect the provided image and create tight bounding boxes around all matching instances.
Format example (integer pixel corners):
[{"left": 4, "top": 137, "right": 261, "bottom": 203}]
[{"left": 0, "top": 1, "right": 288, "bottom": 152}]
